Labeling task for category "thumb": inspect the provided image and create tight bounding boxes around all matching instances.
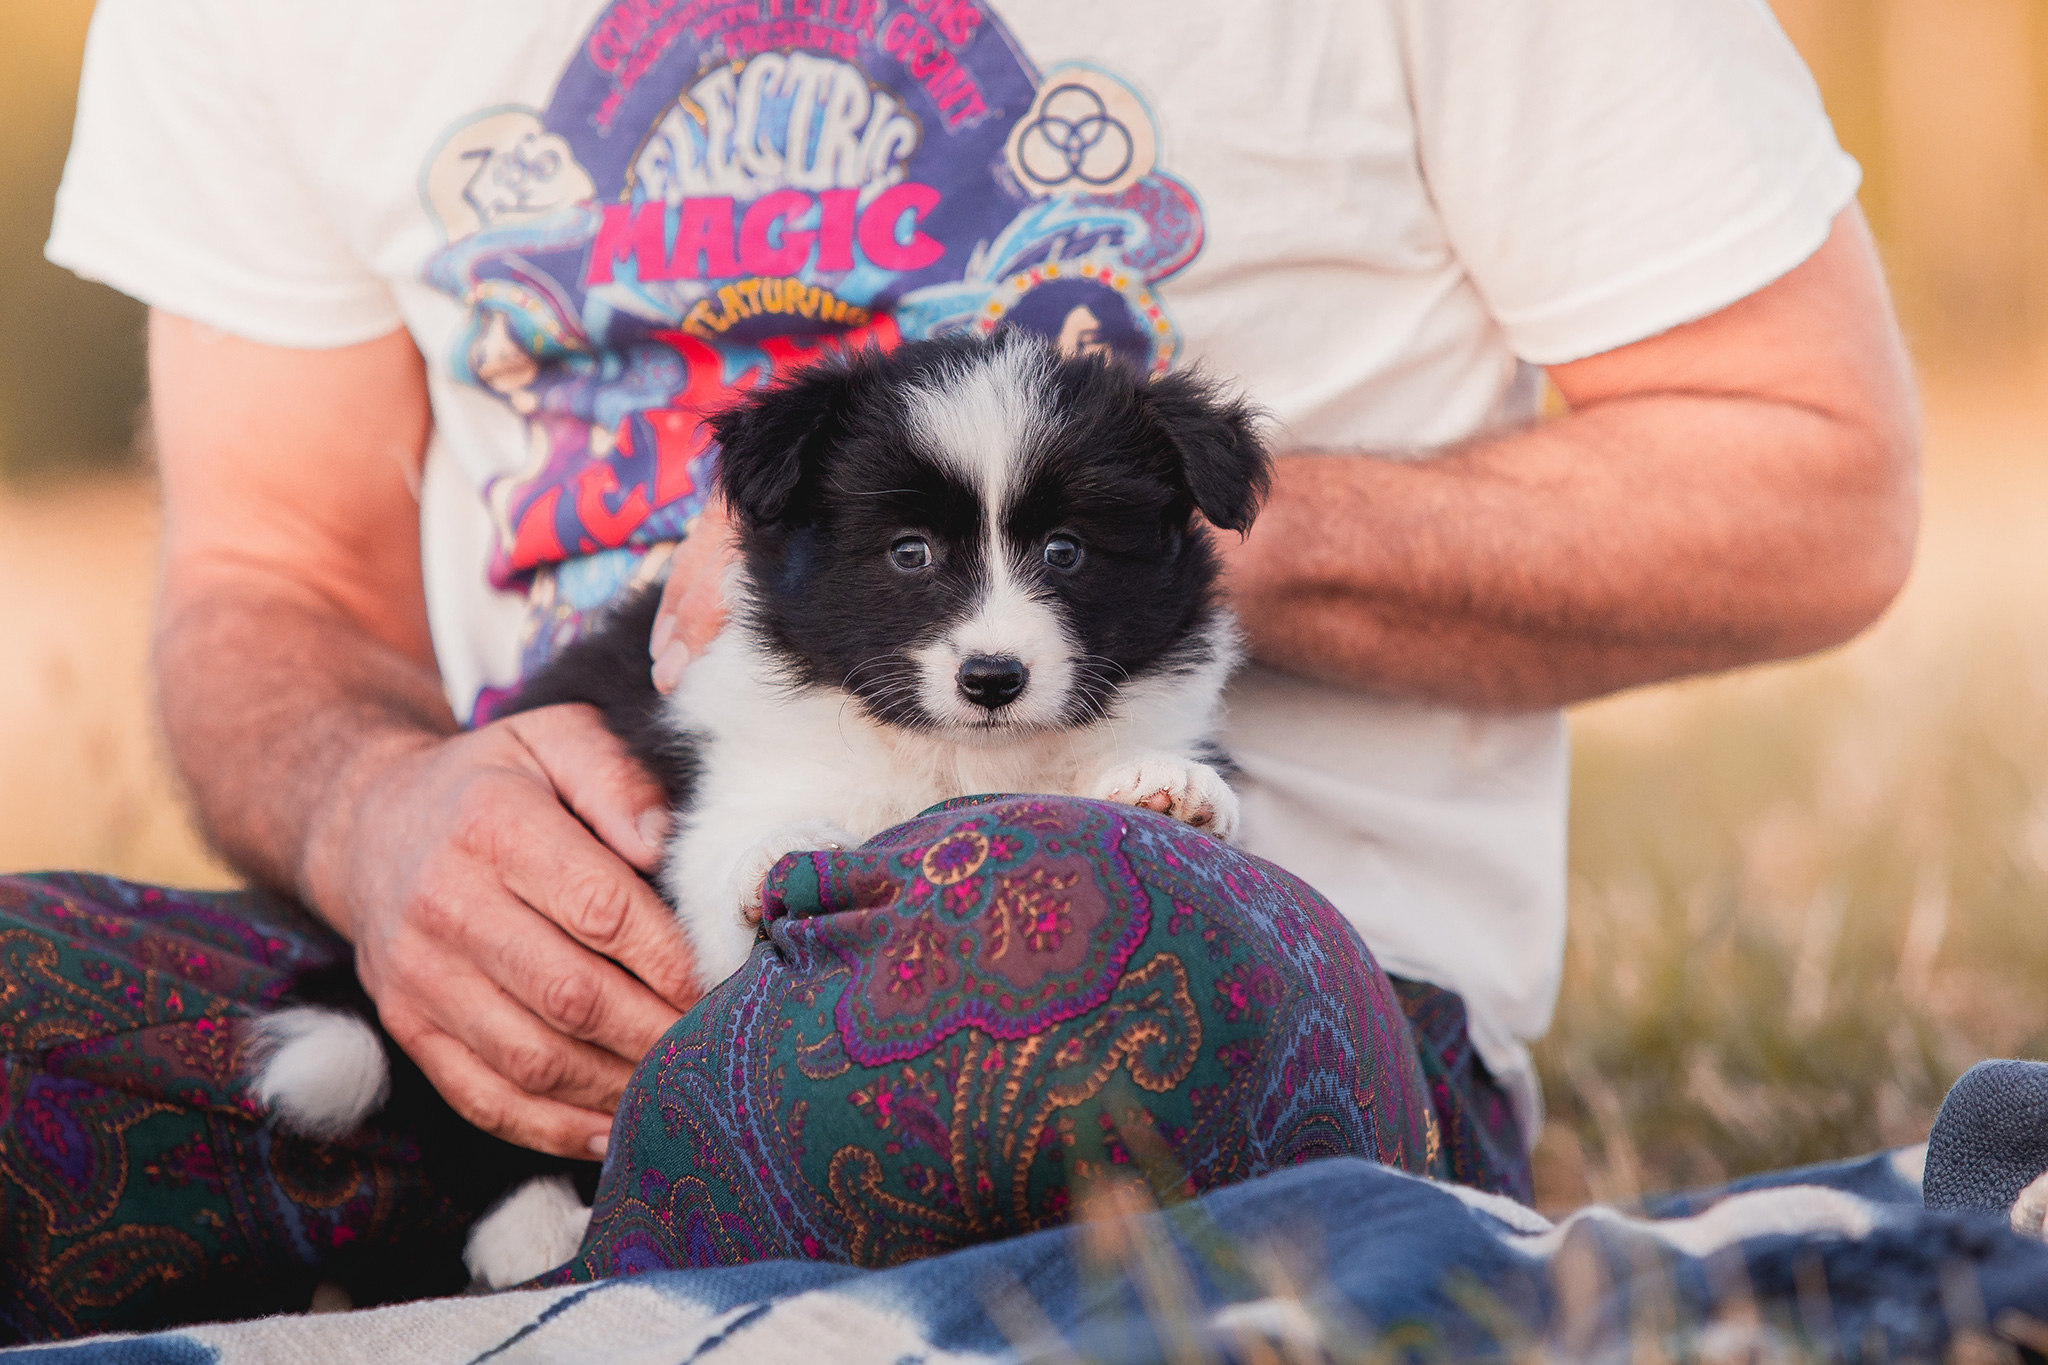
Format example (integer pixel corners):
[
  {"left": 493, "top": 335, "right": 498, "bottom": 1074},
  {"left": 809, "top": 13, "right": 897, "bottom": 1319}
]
[
  {"left": 503, "top": 704, "right": 670, "bottom": 874},
  {"left": 651, "top": 505, "right": 738, "bottom": 689}
]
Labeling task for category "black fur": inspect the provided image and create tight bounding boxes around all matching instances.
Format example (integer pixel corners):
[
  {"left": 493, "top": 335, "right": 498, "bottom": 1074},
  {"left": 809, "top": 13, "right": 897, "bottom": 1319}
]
[
  {"left": 711, "top": 333, "right": 1272, "bottom": 732},
  {"left": 508, "top": 333, "right": 1271, "bottom": 750},
  {"left": 272, "top": 966, "right": 598, "bottom": 1307},
  {"left": 1138, "top": 366, "right": 1272, "bottom": 534},
  {"left": 496, "top": 580, "right": 700, "bottom": 809}
]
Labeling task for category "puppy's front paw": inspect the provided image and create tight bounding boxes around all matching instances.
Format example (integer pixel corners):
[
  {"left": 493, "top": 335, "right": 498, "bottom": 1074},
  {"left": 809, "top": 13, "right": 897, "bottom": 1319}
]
[
  {"left": 1087, "top": 752, "right": 1239, "bottom": 841},
  {"left": 731, "top": 819, "right": 860, "bottom": 922}
]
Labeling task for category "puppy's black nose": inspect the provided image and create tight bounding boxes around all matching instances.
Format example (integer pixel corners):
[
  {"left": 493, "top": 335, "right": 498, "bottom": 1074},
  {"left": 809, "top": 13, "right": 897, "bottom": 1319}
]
[{"left": 957, "top": 655, "right": 1028, "bottom": 710}]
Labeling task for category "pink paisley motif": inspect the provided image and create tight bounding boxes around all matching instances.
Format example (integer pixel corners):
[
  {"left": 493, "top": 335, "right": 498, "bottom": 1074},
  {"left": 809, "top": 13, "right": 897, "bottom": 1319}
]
[
  {"left": 881, "top": 922, "right": 952, "bottom": 1001},
  {"left": 800, "top": 804, "right": 1150, "bottom": 1067},
  {"left": 940, "top": 877, "right": 984, "bottom": 916},
  {"left": 7, "top": 1075, "right": 164, "bottom": 1237},
  {"left": 1215, "top": 962, "right": 1286, "bottom": 1024}
]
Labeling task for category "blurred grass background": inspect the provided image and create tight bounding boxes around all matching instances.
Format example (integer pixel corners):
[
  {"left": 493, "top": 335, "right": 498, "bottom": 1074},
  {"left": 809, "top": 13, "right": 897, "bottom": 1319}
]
[
  {"left": 2, "top": 0, "right": 2045, "bottom": 1211},
  {"left": 0, "top": 3, "right": 146, "bottom": 484}
]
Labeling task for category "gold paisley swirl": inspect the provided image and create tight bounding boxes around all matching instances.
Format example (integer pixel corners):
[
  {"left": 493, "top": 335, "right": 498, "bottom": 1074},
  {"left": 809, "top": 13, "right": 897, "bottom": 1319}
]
[
  {"left": 1, "top": 931, "right": 142, "bottom": 1048},
  {"left": 269, "top": 1130, "right": 371, "bottom": 1211},
  {"left": 942, "top": 1039, "right": 978, "bottom": 1237},
  {"left": 0, "top": 1086, "right": 172, "bottom": 1237},
  {"left": 43, "top": 1222, "right": 205, "bottom": 1310},
  {"left": 794, "top": 1026, "right": 852, "bottom": 1080},
  {"left": 826, "top": 1144, "right": 967, "bottom": 1266},
  {"left": 1006, "top": 952, "right": 1201, "bottom": 1217}
]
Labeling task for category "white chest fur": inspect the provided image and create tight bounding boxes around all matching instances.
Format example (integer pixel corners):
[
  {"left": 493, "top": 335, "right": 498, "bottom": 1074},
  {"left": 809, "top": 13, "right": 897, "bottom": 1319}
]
[{"left": 655, "top": 615, "right": 1241, "bottom": 988}]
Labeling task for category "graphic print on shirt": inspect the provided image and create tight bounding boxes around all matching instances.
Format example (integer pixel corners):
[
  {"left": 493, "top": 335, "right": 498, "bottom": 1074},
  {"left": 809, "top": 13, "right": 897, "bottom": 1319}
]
[{"left": 417, "top": 3, "right": 1205, "bottom": 714}]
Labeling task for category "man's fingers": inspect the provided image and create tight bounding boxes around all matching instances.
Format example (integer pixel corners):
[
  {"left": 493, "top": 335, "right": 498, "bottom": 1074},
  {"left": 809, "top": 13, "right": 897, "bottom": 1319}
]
[
  {"left": 651, "top": 542, "right": 692, "bottom": 653},
  {"left": 422, "top": 968, "right": 638, "bottom": 1112},
  {"left": 459, "top": 879, "right": 686, "bottom": 1063},
  {"left": 507, "top": 705, "right": 670, "bottom": 873},
  {"left": 487, "top": 791, "right": 704, "bottom": 1017},
  {"left": 400, "top": 1024, "right": 615, "bottom": 1159},
  {"left": 673, "top": 502, "right": 736, "bottom": 656},
  {"left": 650, "top": 502, "right": 736, "bottom": 692}
]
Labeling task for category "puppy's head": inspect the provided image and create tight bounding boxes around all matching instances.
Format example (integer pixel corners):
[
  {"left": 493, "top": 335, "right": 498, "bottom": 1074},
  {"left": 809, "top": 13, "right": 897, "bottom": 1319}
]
[{"left": 710, "top": 333, "right": 1269, "bottom": 739}]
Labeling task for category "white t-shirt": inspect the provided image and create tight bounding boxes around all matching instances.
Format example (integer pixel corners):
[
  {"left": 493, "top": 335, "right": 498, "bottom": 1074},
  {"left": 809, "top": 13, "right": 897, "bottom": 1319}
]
[{"left": 49, "top": 0, "right": 1859, "bottom": 1132}]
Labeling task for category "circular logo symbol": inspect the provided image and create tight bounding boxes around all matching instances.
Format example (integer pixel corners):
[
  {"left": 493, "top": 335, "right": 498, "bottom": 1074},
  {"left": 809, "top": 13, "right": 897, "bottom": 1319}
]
[{"left": 1004, "top": 66, "right": 1157, "bottom": 198}]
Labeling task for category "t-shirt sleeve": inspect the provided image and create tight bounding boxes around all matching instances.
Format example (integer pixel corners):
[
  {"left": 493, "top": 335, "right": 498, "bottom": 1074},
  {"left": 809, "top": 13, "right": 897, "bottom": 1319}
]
[
  {"left": 1398, "top": 0, "right": 1862, "bottom": 366},
  {"left": 45, "top": 0, "right": 401, "bottom": 348}
]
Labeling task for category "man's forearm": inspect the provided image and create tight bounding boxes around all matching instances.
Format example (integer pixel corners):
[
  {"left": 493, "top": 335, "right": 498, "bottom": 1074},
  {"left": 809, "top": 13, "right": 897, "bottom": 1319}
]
[
  {"left": 155, "top": 564, "right": 457, "bottom": 933},
  {"left": 143, "top": 316, "right": 697, "bottom": 1156},
  {"left": 1224, "top": 393, "right": 1918, "bottom": 710},
  {"left": 1223, "top": 210, "right": 1920, "bottom": 711}
]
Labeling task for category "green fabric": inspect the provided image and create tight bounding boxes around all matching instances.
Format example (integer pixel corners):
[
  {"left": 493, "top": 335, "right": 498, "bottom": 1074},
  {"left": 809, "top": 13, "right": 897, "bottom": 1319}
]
[{"left": 546, "top": 795, "right": 1453, "bottom": 1281}]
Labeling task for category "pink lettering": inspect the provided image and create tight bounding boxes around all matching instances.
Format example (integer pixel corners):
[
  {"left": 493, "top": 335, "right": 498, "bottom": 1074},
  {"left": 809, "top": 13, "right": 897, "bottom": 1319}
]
[
  {"left": 814, "top": 188, "right": 858, "bottom": 273},
  {"left": 880, "top": 11, "right": 919, "bottom": 56},
  {"left": 879, "top": 12, "right": 988, "bottom": 127},
  {"left": 944, "top": 89, "right": 989, "bottom": 129},
  {"left": 857, "top": 183, "right": 944, "bottom": 272},
  {"left": 669, "top": 196, "right": 740, "bottom": 279},
  {"left": 508, "top": 486, "right": 566, "bottom": 572},
  {"left": 924, "top": 56, "right": 973, "bottom": 107},
  {"left": 573, "top": 461, "right": 652, "bottom": 548},
  {"left": 842, "top": 0, "right": 882, "bottom": 39},
  {"left": 911, "top": 0, "right": 982, "bottom": 47},
  {"left": 901, "top": 22, "right": 942, "bottom": 75},
  {"left": 738, "top": 189, "right": 818, "bottom": 275},
  {"left": 585, "top": 201, "right": 667, "bottom": 285}
]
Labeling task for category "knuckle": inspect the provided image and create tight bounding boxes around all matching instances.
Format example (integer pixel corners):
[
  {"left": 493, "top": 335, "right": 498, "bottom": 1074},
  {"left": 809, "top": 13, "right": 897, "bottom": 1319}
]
[
  {"left": 533, "top": 703, "right": 591, "bottom": 741},
  {"left": 540, "top": 969, "right": 604, "bottom": 1036},
  {"left": 407, "top": 883, "right": 465, "bottom": 939},
  {"left": 457, "top": 1090, "right": 510, "bottom": 1140},
  {"left": 449, "top": 791, "right": 508, "bottom": 857},
  {"left": 385, "top": 954, "right": 436, "bottom": 1001},
  {"left": 380, "top": 1006, "right": 428, "bottom": 1051},
  {"left": 562, "top": 875, "right": 636, "bottom": 948},
  {"left": 502, "top": 1039, "right": 571, "bottom": 1097}
]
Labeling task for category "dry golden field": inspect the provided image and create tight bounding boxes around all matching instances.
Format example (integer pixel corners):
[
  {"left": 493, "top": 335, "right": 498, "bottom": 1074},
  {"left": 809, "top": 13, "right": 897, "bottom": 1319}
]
[
  {"left": 1535, "top": 357, "right": 2048, "bottom": 1209},
  {"left": 3, "top": 360, "right": 2044, "bottom": 1211}
]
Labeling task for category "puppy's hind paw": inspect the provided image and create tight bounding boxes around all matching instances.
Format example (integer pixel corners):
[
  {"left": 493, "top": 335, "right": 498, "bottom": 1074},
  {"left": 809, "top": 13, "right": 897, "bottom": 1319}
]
[
  {"left": 1086, "top": 752, "right": 1239, "bottom": 841},
  {"left": 465, "top": 1175, "right": 592, "bottom": 1290}
]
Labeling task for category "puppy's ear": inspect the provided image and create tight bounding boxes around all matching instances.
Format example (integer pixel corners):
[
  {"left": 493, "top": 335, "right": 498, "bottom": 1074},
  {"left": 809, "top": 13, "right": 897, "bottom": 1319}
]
[
  {"left": 1142, "top": 369, "right": 1272, "bottom": 534},
  {"left": 710, "top": 360, "right": 859, "bottom": 525}
]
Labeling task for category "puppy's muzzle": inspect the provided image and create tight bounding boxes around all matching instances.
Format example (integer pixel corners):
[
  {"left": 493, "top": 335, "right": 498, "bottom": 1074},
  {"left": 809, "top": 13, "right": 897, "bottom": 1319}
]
[{"left": 957, "top": 654, "right": 1028, "bottom": 711}]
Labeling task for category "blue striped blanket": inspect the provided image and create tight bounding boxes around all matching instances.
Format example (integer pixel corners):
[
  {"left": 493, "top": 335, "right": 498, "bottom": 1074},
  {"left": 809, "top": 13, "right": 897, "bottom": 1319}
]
[{"left": 12, "top": 1145, "right": 2048, "bottom": 1365}]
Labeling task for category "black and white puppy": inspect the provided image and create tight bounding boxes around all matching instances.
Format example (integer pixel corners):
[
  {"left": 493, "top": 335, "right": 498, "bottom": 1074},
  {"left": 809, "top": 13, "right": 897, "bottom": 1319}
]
[
  {"left": 519, "top": 332, "right": 1271, "bottom": 987},
  {"left": 245, "top": 333, "right": 1269, "bottom": 1290}
]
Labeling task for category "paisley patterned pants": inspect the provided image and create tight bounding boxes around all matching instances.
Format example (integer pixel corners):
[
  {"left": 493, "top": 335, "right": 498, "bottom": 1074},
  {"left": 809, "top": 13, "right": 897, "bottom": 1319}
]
[{"left": 2, "top": 797, "right": 1528, "bottom": 1342}]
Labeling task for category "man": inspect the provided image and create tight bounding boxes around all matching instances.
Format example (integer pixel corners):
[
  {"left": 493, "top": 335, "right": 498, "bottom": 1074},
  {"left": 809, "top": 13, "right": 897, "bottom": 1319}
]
[{"left": 28, "top": 0, "right": 1913, "bottom": 1313}]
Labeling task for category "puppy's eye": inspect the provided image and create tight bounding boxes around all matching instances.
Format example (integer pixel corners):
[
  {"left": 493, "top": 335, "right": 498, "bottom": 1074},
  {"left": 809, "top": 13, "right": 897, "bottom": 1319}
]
[
  {"left": 1043, "top": 535, "right": 1083, "bottom": 572},
  {"left": 890, "top": 536, "right": 932, "bottom": 572}
]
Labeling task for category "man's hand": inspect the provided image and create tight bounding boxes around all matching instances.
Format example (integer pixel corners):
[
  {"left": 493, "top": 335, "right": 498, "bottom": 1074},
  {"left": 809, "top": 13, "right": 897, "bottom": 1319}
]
[
  {"left": 310, "top": 708, "right": 697, "bottom": 1157},
  {"left": 1216, "top": 206, "right": 1921, "bottom": 708},
  {"left": 650, "top": 498, "right": 737, "bottom": 692},
  {"left": 150, "top": 312, "right": 699, "bottom": 1157}
]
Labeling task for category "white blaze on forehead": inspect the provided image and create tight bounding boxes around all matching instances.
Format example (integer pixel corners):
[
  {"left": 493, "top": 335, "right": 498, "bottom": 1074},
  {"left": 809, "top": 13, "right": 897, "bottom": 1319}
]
[{"left": 904, "top": 340, "right": 1056, "bottom": 516}]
